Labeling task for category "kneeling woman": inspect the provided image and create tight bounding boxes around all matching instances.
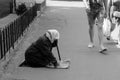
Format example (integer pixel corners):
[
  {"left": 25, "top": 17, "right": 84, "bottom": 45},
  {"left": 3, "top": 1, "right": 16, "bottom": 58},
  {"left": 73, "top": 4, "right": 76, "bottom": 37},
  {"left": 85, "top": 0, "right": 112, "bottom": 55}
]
[{"left": 20, "top": 29, "right": 69, "bottom": 68}]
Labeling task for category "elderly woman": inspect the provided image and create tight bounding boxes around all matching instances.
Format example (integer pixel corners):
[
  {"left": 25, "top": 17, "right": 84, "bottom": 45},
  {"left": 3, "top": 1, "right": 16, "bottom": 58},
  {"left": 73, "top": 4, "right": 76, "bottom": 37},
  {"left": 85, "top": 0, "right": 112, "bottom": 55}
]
[{"left": 20, "top": 29, "right": 69, "bottom": 68}]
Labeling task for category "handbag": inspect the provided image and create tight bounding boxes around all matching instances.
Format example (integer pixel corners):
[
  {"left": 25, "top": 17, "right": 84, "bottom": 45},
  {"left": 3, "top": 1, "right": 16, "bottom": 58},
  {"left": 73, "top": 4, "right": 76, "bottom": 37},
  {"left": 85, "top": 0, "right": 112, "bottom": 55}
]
[{"left": 111, "top": 23, "right": 120, "bottom": 42}]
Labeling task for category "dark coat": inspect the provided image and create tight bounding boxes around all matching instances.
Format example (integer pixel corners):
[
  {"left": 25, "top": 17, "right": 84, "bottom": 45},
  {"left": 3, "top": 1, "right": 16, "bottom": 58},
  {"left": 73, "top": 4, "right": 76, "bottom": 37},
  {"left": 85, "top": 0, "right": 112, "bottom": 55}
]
[{"left": 21, "top": 35, "right": 57, "bottom": 67}]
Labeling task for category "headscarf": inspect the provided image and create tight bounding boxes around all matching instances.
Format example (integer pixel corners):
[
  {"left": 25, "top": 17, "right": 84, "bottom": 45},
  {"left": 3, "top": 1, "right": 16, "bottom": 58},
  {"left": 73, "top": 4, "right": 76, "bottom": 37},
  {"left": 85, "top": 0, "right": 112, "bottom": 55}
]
[{"left": 45, "top": 29, "right": 60, "bottom": 43}]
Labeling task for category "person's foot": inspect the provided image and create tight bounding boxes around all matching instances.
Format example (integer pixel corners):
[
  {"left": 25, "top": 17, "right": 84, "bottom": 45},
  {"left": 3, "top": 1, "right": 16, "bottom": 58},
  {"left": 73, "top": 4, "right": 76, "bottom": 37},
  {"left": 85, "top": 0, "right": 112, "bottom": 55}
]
[
  {"left": 106, "top": 36, "right": 110, "bottom": 40},
  {"left": 46, "top": 63, "right": 55, "bottom": 68},
  {"left": 99, "top": 47, "right": 108, "bottom": 53},
  {"left": 116, "top": 44, "right": 120, "bottom": 48},
  {"left": 88, "top": 43, "right": 94, "bottom": 48}
]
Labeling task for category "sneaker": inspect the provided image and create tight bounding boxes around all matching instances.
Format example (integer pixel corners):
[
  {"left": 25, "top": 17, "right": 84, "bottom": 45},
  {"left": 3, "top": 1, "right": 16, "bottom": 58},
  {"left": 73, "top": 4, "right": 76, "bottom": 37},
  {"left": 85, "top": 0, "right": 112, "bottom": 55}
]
[
  {"left": 88, "top": 43, "right": 94, "bottom": 48},
  {"left": 99, "top": 48, "right": 108, "bottom": 53},
  {"left": 116, "top": 44, "right": 120, "bottom": 48}
]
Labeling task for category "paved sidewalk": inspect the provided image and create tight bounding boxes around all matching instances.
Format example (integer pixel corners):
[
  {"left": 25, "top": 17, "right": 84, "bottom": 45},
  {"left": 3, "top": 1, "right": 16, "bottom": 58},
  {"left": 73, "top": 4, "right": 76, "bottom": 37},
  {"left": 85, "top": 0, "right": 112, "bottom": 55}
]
[
  {"left": 1, "top": 1, "right": 120, "bottom": 80},
  {"left": 1, "top": 6, "right": 85, "bottom": 80}
]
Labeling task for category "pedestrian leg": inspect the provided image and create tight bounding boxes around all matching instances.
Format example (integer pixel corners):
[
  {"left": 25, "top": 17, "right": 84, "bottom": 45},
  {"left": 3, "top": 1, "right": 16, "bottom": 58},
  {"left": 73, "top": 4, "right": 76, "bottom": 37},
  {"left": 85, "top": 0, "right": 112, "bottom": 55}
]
[
  {"left": 97, "top": 11, "right": 107, "bottom": 53},
  {"left": 86, "top": 10, "right": 95, "bottom": 48}
]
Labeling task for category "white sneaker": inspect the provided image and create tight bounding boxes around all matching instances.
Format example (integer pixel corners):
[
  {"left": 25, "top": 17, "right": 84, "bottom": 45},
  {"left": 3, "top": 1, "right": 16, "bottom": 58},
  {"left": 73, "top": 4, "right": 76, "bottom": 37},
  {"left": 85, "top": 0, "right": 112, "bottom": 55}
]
[
  {"left": 88, "top": 43, "right": 94, "bottom": 48},
  {"left": 116, "top": 44, "right": 120, "bottom": 48}
]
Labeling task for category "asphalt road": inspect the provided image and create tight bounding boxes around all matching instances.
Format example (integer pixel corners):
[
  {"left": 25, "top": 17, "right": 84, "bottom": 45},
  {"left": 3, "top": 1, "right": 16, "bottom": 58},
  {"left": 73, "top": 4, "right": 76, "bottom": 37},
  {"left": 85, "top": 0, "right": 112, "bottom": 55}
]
[{"left": 3, "top": 1, "right": 120, "bottom": 80}]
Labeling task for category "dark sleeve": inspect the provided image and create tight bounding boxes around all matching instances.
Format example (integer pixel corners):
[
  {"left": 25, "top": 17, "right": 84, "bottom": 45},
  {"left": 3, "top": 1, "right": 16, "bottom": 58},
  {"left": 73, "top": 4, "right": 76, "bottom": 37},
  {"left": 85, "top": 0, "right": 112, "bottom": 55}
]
[{"left": 40, "top": 42, "right": 57, "bottom": 66}]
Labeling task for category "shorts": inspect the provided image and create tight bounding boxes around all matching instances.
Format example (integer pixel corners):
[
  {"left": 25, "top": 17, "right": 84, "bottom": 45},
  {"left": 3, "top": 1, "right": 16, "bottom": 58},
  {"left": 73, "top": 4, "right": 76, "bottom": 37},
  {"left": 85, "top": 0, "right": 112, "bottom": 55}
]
[{"left": 86, "top": 8, "right": 105, "bottom": 27}]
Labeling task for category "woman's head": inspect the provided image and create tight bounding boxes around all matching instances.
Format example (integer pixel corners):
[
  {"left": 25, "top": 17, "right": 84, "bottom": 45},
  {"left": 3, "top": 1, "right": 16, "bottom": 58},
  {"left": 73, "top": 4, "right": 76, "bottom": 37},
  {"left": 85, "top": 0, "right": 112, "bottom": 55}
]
[{"left": 45, "top": 29, "right": 60, "bottom": 46}]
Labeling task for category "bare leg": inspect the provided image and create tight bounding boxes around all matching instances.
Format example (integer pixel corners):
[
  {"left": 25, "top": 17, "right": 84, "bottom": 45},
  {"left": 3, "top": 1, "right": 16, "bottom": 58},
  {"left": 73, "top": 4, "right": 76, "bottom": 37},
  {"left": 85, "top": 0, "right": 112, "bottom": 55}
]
[
  {"left": 97, "top": 11, "right": 107, "bottom": 52},
  {"left": 88, "top": 24, "right": 94, "bottom": 47},
  {"left": 87, "top": 10, "right": 95, "bottom": 48},
  {"left": 97, "top": 23, "right": 106, "bottom": 49}
]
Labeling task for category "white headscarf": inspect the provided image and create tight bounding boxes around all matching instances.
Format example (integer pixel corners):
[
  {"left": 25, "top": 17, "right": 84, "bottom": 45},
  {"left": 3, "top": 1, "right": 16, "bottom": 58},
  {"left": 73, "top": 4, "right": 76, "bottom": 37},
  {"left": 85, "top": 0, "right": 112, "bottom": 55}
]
[{"left": 45, "top": 29, "right": 60, "bottom": 43}]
